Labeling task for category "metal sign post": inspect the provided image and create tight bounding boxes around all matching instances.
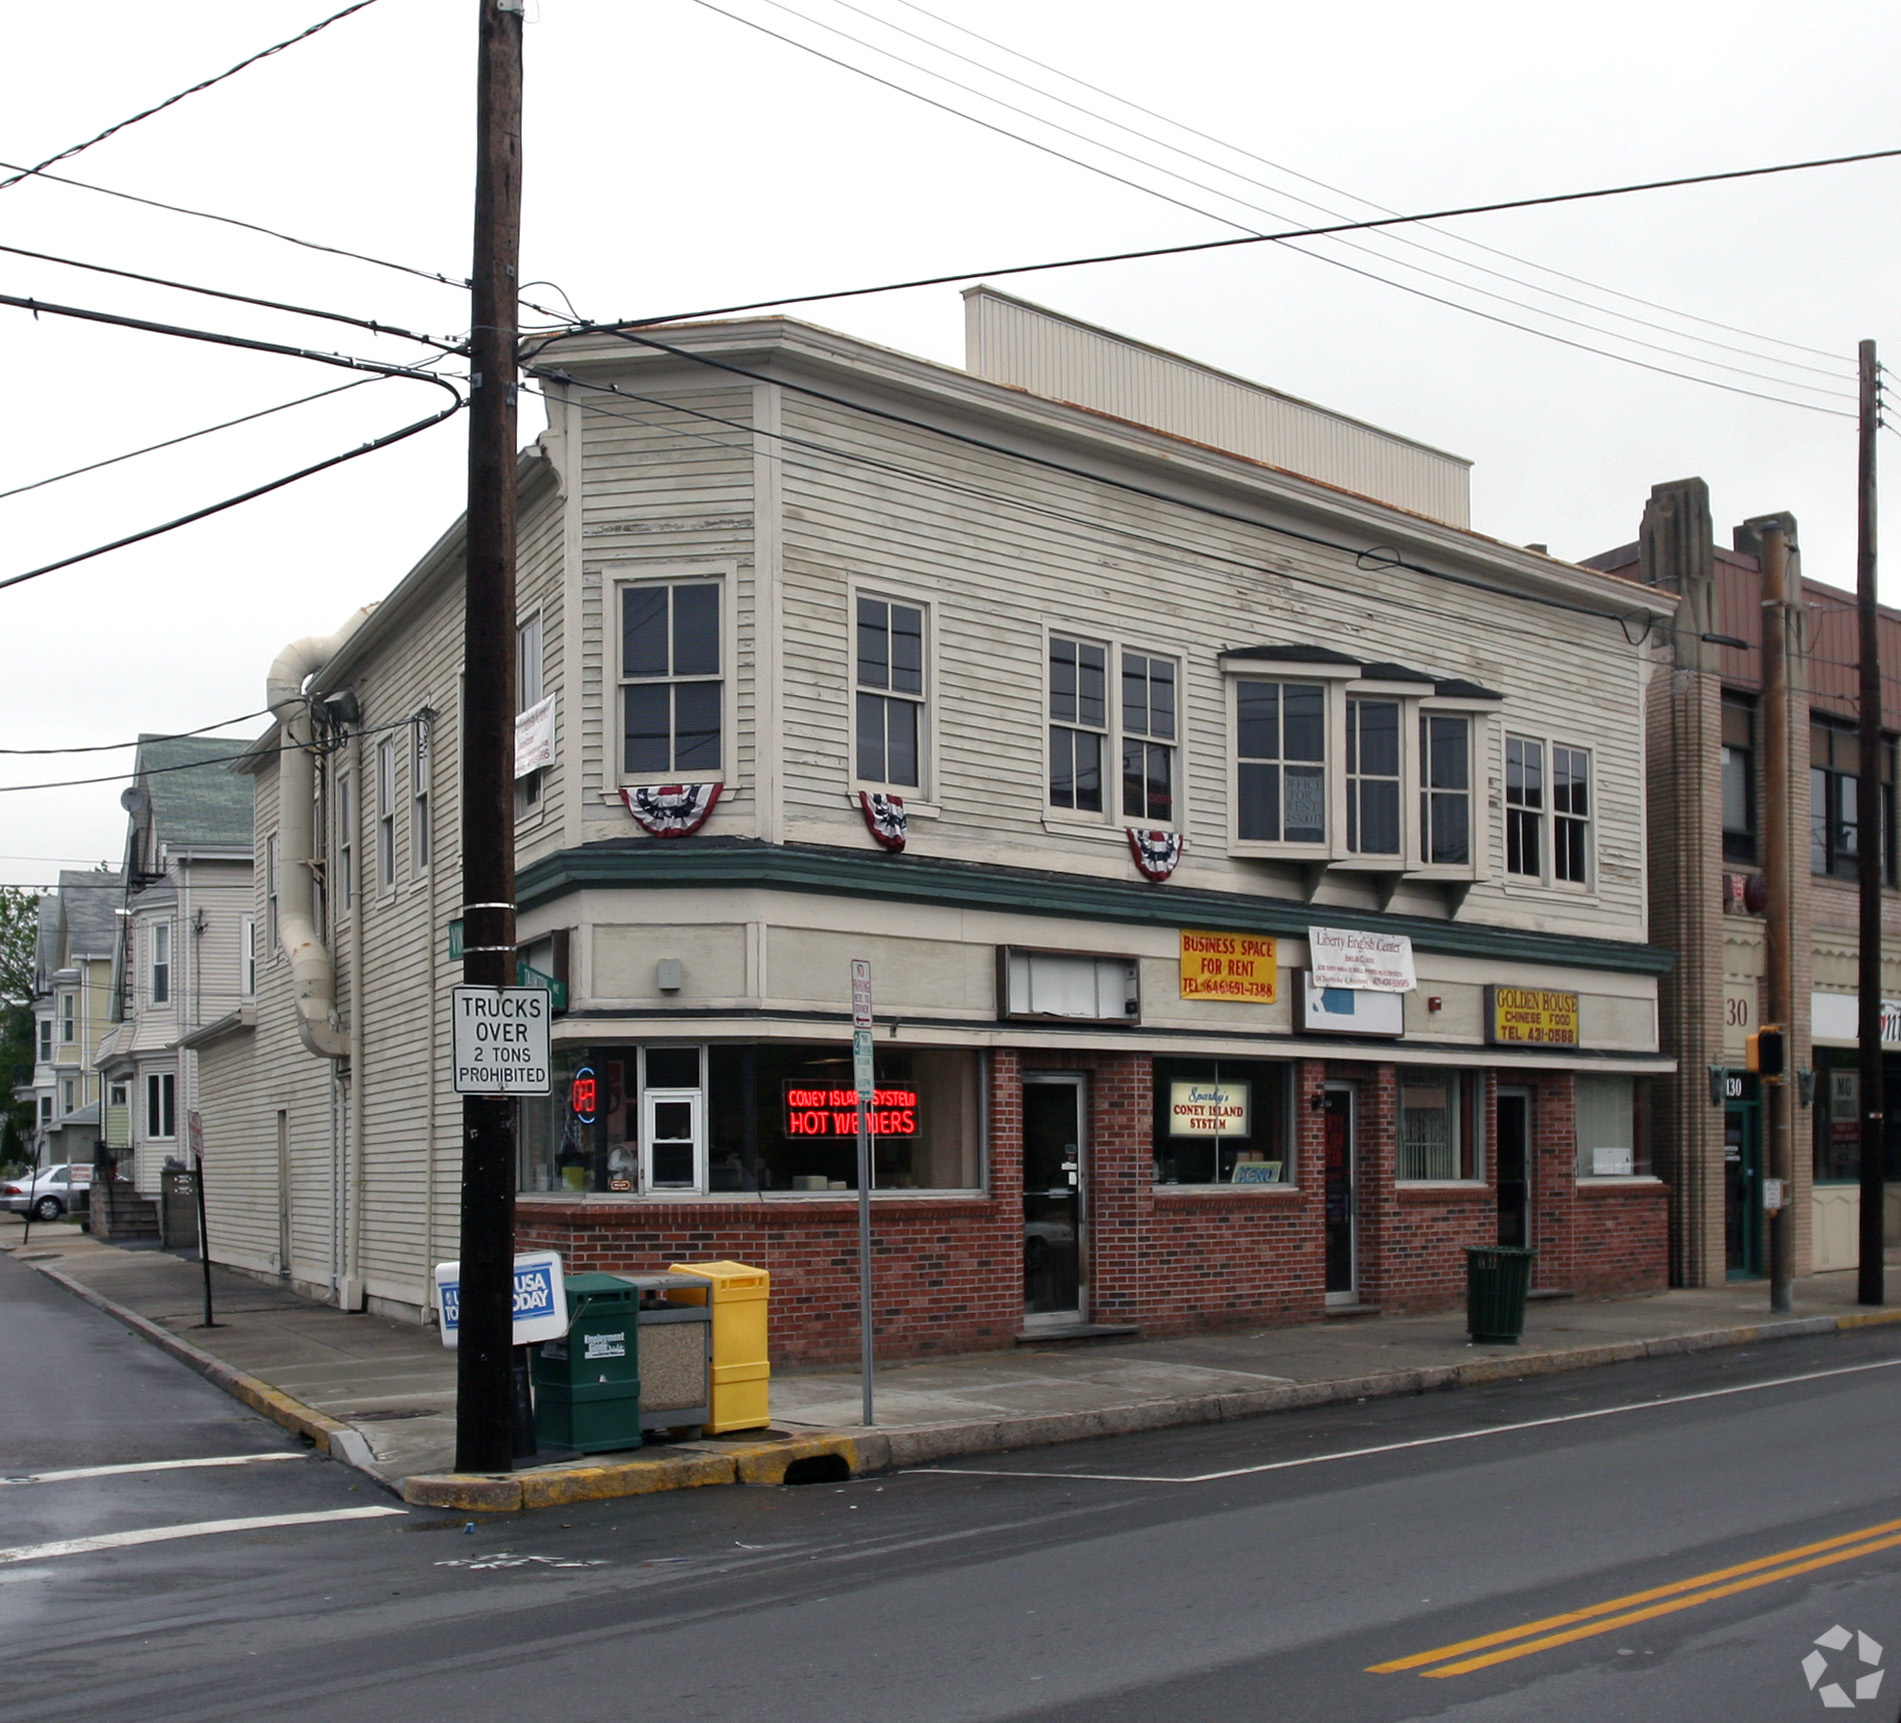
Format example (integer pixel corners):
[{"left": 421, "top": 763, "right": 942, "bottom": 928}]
[
  {"left": 188, "top": 1109, "right": 217, "bottom": 1329},
  {"left": 852, "top": 957, "right": 876, "bottom": 1428}
]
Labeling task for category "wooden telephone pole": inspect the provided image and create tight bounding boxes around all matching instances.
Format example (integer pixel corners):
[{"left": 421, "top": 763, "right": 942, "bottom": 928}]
[
  {"left": 1857, "top": 338, "right": 1884, "bottom": 1308},
  {"left": 455, "top": 0, "right": 524, "bottom": 1475},
  {"left": 1761, "top": 520, "right": 1796, "bottom": 1314}
]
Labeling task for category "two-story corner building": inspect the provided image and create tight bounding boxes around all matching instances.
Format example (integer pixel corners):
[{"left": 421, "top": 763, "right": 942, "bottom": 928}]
[
  {"left": 197, "top": 290, "right": 1676, "bottom": 1357},
  {"left": 96, "top": 736, "right": 256, "bottom": 1197},
  {"left": 1593, "top": 478, "right": 1901, "bottom": 1287},
  {"left": 25, "top": 871, "right": 123, "bottom": 1165}
]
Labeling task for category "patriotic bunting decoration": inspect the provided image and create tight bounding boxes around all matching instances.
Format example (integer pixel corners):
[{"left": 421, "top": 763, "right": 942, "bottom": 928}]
[
  {"left": 858, "top": 791, "right": 908, "bottom": 852},
  {"left": 1128, "top": 827, "right": 1184, "bottom": 882},
  {"left": 620, "top": 782, "right": 722, "bottom": 837}
]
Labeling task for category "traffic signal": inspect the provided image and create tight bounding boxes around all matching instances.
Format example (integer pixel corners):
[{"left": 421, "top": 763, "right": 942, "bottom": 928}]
[{"left": 1746, "top": 1025, "right": 1786, "bottom": 1078}]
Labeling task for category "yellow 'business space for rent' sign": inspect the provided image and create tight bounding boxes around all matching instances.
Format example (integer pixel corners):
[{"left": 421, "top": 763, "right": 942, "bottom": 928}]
[
  {"left": 1487, "top": 986, "right": 1581, "bottom": 1046},
  {"left": 1179, "top": 930, "right": 1278, "bottom": 1002}
]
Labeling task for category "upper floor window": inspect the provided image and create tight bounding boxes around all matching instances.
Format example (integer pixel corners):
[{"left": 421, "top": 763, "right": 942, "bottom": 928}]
[
  {"left": 376, "top": 737, "right": 397, "bottom": 893},
  {"left": 38, "top": 1095, "right": 52, "bottom": 1126},
  {"left": 517, "top": 614, "right": 545, "bottom": 813},
  {"left": 1420, "top": 714, "right": 1472, "bottom": 865},
  {"left": 241, "top": 915, "right": 257, "bottom": 999},
  {"left": 1120, "top": 652, "right": 1177, "bottom": 824},
  {"left": 412, "top": 713, "right": 433, "bottom": 872},
  {"left": 1236, "top": 680, "right": 1326, "bottom": 844},
  {"left": 1722, "top": 696, "right": 1756, "bottom": 864},
  {"left": 622, "top": 581, "right": 721, "bottom": 778},
  {"left": 265, "top": 833, "right": 279, "bottom": 957},
  {"left": 1506, "top": 736, "right": 1544, "bottom": 877},
  {"left": 61, "top": 1078, "right": 75, "bottom": 1116},
  {"left": 1345, "top": 698, "right": 1401, "bottom": 856},
  {"left": 59, "top": 992, "right": 75, "bottom": 1046},
  {"left": 1811, "top": 720, "right": 1896, "bottom": 884},
  {"left": 335, "top": 770, "right": 354, "bottom": 915},
  {"left": 1048, "top": 636, "right": 1106, "bottom": 813},
  {"left": 151, "top": 922, "right": 171, "bottom": 1005},
  {"left": 855, "top": 596, "right": 924, "bottom": 788},
  {"left": 145, "top": 1071, "right": 176, "bottom": 1141},
  {"left": 38, "top": 1016, "right": 52, "bottom": 1062},
  {"left": 1552, "top": 745, "right": 1591, "bottom": 885}
]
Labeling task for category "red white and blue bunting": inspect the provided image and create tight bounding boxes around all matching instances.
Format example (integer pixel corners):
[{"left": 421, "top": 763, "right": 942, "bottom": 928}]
[
  {"left": 858, "top": 791, "right": 908, "bottom": 852},
  {"left": 1128, "top": 827, "right": 1184, "bottom": 882},
  {"left": 620, "top": 782, "right": 722, "bottom": 837}
]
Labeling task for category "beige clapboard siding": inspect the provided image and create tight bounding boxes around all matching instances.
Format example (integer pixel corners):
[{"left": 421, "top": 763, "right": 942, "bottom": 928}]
[{"left": 774, "top": 389, "right": 1648, "bottom": 942}]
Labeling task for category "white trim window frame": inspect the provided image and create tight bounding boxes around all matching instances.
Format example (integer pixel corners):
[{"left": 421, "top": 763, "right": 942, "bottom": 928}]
[
  {"left": 145, "top": 1071, "right": 176, "bottom": 1141},
  {"left": 58, "top": 991, "right": 76, "bottom": 1048},
  {"left": 1047, "top": 631, "right": 1109, "bottom": 817},
  {"left": 1418, "top": 707, "right": 1477, "bottom": 871},
  {"left": 412, "top": 711, "right": 433, "bottom": 873},
  {"left": 335, "top": 769, "right": 354, "bottom": 917},
  {"left": 265, "top": 832, "right": 280, "bottom": 958},
  {"left": 1505, "top": 733, "right": 1546, "bottom": 881},
  {"left": 1120, "top": 647, "right": 1180, "bottom": 827},
  {"left": 241, "top": 914, "right": 257, "bottom": 999},
  {"left": 854, "top": 591, "right": 928, "bottom": 793},
  {"left": 151, "top": 921, "right": 171, "bottom": 1006},
  {"left": 1343, "top": 695, "right": 1404, "bottom": 860},
  {"left": 38, "top": 1015, "right": 52, "bottom": 1062},
  {"left": 638, "top": 1045, "right": 707, "bottom": 1195},
  {"left": 618, "top": 577, "right": 724, "bottom": 784},
  {"left": 1231, "top": 674, "right": 1335, "bottom": 853},
  {"left": 376, "top": 735, "right": 397, "bottom": 896},
  {"left": 1552, "top": 742, "right": 1592, "bottom": 888}
]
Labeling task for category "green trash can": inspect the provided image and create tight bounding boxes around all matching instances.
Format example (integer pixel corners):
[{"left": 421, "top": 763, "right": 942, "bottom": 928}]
[
  {"left": 532, "top": 1274, "right": 643, "bottom": 1454},
  {"left": 1465, "top": 1245, "right": 1536, "bottom": 1344}
]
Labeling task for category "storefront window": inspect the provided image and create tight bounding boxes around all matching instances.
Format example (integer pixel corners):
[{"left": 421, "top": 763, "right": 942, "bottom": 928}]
[
  {"left": 519, "top": 1042, "right": 985, "bottom": 1195},
  {"left": 1151, "top": 1058, "right": 1290, "bottom": 1185},
  {"left": 1811, "top": 1052, "right": 1901, "bottom": 1182},
  {"left": 1576, "top": 1075, "right": 1648, "bottom": 1177},
  {"left": 1397, "top": 1069, "right": 1483, "bottom": 1180}
]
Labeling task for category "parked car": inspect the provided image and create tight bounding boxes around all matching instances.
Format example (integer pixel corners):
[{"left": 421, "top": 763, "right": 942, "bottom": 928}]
[{"left": 1, "top": 1163, "right": 91, "bottom": 1222}]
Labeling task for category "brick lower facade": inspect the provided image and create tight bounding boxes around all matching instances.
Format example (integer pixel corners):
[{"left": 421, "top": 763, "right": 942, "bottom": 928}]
[{"left": 516, "top": 1048, "right": 1669, "bottom": 1364}]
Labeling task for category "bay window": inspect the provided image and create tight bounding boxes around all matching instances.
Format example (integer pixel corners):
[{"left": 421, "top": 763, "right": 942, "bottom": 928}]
[
  {"left": 1237, "top": 680, "right": 1327, "bottom": 843},
  {"left": 1420, "top": 713, "right": 1472, "bottom": 865},
  {"left": 1345, "top": 698, "right": 1401, "bottom": 856}
]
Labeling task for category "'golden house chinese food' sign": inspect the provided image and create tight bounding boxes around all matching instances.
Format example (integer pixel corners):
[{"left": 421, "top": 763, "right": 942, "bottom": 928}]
[
  {"left": 1486, "top": 986, "right": 1581, "bottom": 1046},
  {"left": 1179, "top": 931, "right": 1278, "bottom": 1002}
]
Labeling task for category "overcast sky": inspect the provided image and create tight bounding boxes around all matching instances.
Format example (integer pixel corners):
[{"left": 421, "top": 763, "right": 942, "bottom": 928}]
[{"left": 4, "top": 0, "right": 1897, "bottom": 888}]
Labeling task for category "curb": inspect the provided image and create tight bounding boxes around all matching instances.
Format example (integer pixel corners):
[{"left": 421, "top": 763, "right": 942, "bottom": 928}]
[
  {"left": 23, "top": 1259, "right": 383, "bottom": 1482},
  {"left": 396, "top": 1306, "right": 1901, "bottom": 1512}
]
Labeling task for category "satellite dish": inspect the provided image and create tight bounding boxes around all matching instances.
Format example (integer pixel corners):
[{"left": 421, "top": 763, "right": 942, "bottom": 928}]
[{"left": 120, "top": 785, "right": 149, "bottom": 815}]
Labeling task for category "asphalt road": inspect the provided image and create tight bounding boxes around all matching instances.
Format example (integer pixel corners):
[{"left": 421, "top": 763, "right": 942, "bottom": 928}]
[{"left": 8, "top": 1247, "right": 1901, "bottom": 1723}]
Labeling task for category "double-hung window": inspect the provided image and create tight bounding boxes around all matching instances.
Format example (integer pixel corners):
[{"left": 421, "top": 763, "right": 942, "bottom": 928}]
[
  {"left": 145, "top": 1072, "right": 176, "bottom": 1141},
  {"left": 411, "top": 714, "right": 432, "bottom": 873},
  {"left": 1506, "top": 736, "right": 1544, "bottom": 878},
  {"left": 38, "top": 1017, "right": 51, "bottom": 1061},
  {"left": 151, "top": 923, "right": 171, "bottom": 1006},
  {"left": 1236, "top": 681, "right": 1326, "bottom": 843},
  {"left": 856, "top": 596, "right": 924, "bottom": 788},
  {"left": 517, "top": 614, "right": 545, "bottom": 812},
  {"left": 1420, "top": 714, "right": 1472, "bottom": 865},
  {"left": 1811, "top": 720, "right": 1896, "bottom": 883},
  {"left": 1345, "top": 698, "right": 1401, "bottom": 856},
  {"left": 622, "top": 581, "right": 722, "bottom": 778},
  {"left": 1552, "top": 745, "right": 1591, "bottom": 884},
  {"left": 265, "top": 834, "right": 280, "bottom": 956},
  {"left": 1048, "top": 636, "right": 1106, "bottom": 813},
  {"left": 376, "top": 737, "right": 397, "bottom": 893},
  {"left": 241, "top": 915, "right": 257, "bottom": 998},
  {"left": 1722, "top": 697, "right": 1756, "bottom": 863},
  {"left": 1121, "top": 653, "right": 1177, "bottom": 824},
  {"left": 335, "top": 772, "right": 354, "bottom": 915},
  {"left": 59, "top": 992, "right": 75, "bottom": 1047}
]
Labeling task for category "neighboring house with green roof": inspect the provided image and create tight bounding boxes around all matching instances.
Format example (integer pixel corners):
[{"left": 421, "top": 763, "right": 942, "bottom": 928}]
[
  {"left": 95, "top": 734, "right": 257, "bottom": 1195},
  {"left": 20, "top": 871, "right": 123, "bottom": 1161}
]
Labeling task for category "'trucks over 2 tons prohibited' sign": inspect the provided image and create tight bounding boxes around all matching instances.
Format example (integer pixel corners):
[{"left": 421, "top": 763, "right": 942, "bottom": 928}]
[{"left": 452, "top": 985, "right": 552, "bottom": 1094}]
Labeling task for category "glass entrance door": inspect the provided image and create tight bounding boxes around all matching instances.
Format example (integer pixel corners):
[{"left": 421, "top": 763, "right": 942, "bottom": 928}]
[
  {"left": 1323, "top": 1086, "right": 1356, "bottom": 1300},
  {"left": 1023, "top": 1076, "right": 1084, "bottom": 1319},
  {"left": 1725, "top": 1096, "right": 1762, "bottom": 1277},
  {"left": 1496, "top": 1089, "right": 1532, "bottom": 1248}
]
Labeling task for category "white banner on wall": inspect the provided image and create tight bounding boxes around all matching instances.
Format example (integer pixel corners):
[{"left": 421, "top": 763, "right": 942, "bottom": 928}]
[
  {"left": 514, "top": 694, "right": 555, "bottom": 778},
  {"left": 1307, "top": 926, "right": 1416, "bottom": 993}
]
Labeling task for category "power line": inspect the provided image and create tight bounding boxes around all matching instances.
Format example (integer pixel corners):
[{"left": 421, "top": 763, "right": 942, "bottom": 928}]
[
  {"left": 879, "top": 0, "right": 1852, "bottom": 372},
  {"left": 0, "top": 1, "right": 384, "bottom": 195},
  {"left": 690, "top": 0, "right": 1853, "bottom": 409},
  {"left": 0, "top": 241, "right": 460, "bottom": 352},
  {"left": 0, "top": 376, "right": 386, "bottom": 504},
  {"left": 0, "top": 712, "right": 271, "bottom": 755},
  {"left": 736, "top": 0, "right": 1850, "bottom": 398}
]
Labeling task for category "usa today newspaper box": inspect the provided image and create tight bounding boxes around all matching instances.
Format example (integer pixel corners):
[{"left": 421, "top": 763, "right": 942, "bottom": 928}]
[{"left": 433, "top": 1251, "right": 570, "bottom": 1349}]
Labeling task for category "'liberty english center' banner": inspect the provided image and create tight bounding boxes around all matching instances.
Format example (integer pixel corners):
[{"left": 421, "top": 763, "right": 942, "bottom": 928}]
[{"left": 1307, "top": 925, "right": 1416, "bottom": 993}]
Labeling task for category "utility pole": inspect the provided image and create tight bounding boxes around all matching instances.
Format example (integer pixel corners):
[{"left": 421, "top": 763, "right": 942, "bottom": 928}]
[
  {"left": 1761, "top": 520, "right": 1796, "bottom": 1314},
  {"left": 455, "top": 0, "right": 524, "bottom": 1476},
  {"left": 1857, "top": 338, "right": 1885, "bottom": 1307}
]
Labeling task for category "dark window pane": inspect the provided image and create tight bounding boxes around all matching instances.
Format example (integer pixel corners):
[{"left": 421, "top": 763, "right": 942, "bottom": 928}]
[
  {"left": 886, "top": 696, "right": 920, "bottom": 786},
  {"left": 646, "top": 1047, "right": 700, "bottom": 1087},
  {"left": 1285, "top": 764, "right": 1326, "bottom": 843},
  {"left": 652, "top": 1100, "right": 694, "bottom": 1139},
  {"left": 623, "top": 683, "right": 672, "bottom": 774},
  {"left": 1075, "top": 729, "right": 1102, "bottom": 812},
  {"left": 622, "top": 586, "right": 669, "bottom": 676},
  {"left": 1238, "top": 761, "right": 1279, "bottom": 841},
  {"left": 1078, "top": 643, "right": 1106, "bottom": 729},
  {"left": 674, "top": 681, "right": 721, "bottom": 772},
  {"left": 1050, "top": 639, "right": 1078, "bottom": 722},
  {"left": 1357, "top": 780, "right": 1401, "bottom": 855},
  {"left": 1283, "top": 684, "right": 1325, "bottom": 762},
  {"left": 650, "top": 1140, "right": 695, "bottom": 1186},
  {"left": 890, "top": 605, "right": 924, "bottom": 695},
  {"left": 1236, "top": 682, "right": 1277, "bottom": 760},
  {"left": 1050, "top": 727, "right": 1075, "bottom": 807},
  {"left": 1123, "top": 739, "right": 1170, "bottom": 822},
  {"left": 1428, "top": 791, "right": 1470, "bottom": 865},
  {"left": 1427, "top": 715, "right": 1470, "bottom": 791},
  {"left": 1358, "top": 702, "right": 1399, "bottom": 777},
  {"left": 857, "top": 691, "right": 886, "bottom": 781},
  {"left": 1123, "top": 655, "right": 1149, "bottom": 737},
  {"left": 1149, "top": 659, "right": 1175, "bottom": 741},
  {"left": 857, "top": 598, "right": 889, "bottom": 689},
  {"left": 672, "top": 584, "right": 719, "bottom": 676}
]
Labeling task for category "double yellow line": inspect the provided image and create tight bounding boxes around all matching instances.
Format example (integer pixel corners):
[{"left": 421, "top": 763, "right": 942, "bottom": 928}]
[{"left": 1369, "top": 1515, "right": 1901, "bottom": 1678}]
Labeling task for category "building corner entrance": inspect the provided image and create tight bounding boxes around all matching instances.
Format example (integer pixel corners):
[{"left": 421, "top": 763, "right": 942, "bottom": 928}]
[{"left": 1023, "top": 1074, "right": 1085, "bottom": 1323}]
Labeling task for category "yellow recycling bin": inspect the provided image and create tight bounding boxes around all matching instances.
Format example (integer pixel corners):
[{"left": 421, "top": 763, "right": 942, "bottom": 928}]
[{"left": 667, "top": 1260, "right": 770, "bottom": 1434}]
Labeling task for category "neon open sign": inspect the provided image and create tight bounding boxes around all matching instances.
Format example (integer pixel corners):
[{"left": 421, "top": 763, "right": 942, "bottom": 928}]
[
  {"left": 782, "top": 1083, "right": 920, "bottom": 1138},
  {"left": 570, "top": 1066, "right": 598, "bottom": 1125}
]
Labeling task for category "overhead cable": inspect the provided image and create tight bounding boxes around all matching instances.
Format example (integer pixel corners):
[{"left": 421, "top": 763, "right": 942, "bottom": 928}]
[
  {"left": 0, "top": 1, "right": 384, "bottom": 195},
  {"left": 0, "top": 711, "right": 272, "bottom": 755}
]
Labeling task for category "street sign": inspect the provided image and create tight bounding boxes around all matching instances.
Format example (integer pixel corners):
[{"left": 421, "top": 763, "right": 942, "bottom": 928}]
[
  {"left": 451, "top": 984, "right": 551, "bottom": 1094},
  {"left": 434, "top": 1251, "right": 568, "bottom": 1349},
  {"left": 186, "top": 1109, "right": 205, "bottom": 1159},
  {"left": 853, "top": 1029, "right": 876, "bottom": 1100}
]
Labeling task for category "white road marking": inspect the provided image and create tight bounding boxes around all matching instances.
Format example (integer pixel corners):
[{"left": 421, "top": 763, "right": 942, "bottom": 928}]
[
  {"left": 1, "top": 1452, "right": 308, "bottom": 1487},
  {"left": 0, "top": 1506, "right": 405, "bottom": 1565},
  {"left": 910, "top": 1356, "right": 1901, "bottom": 1485}
]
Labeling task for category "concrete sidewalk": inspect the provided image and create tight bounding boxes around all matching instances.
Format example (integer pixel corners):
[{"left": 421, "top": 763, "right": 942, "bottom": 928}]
[{"left": 8, "top": 1211, "right": 1901, "bottom": 1510}]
